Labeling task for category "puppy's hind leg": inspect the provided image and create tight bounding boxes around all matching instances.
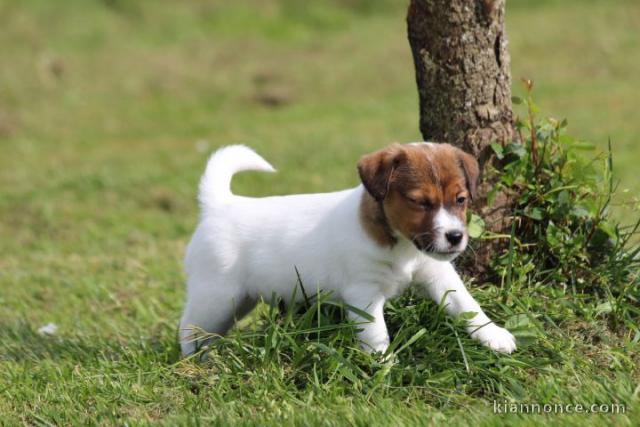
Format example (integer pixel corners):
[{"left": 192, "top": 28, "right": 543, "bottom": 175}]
[{"left": 179, "top": 276, "right": 255, "bottom": 357}]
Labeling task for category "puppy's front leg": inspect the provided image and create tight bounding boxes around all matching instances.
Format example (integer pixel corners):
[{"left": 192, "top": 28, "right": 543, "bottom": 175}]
[
  {"left": 415, "top": 260, "right": 516, "bottom": 354},
  {"left": 342, "top": 289, "right": 390, "bottom": 354}
]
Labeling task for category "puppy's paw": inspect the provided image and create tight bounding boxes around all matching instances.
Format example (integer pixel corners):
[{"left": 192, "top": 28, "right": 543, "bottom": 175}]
[{"left": 470, "top": 323, "right": 517, "bottom": 354}]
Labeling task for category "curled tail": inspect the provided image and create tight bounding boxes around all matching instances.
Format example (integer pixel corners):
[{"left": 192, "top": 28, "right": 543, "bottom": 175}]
[{"left": 198, "top": 145, "right": 275, "bottom": 208}]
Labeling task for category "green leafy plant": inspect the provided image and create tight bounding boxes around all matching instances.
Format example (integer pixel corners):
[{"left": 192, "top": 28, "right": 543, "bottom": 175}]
[{"left": 484, "top": 84, "right": 640, "bottom": 333}]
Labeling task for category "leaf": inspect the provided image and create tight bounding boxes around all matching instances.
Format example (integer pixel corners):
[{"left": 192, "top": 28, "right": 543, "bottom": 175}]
[
  {"left": 595, "top": 301, "right": 613, "bottom": 315},
  {"left": 546, "top": 221, "right": 562, "bottom": 247},
  {"left": 598, "top": 221, "right": 618, "bottom": 239},
  {"left": 344, "top": 304, "right": 375, "bottom": 322},
  {"left": 392, "top": 328, "right": 427, "bottom": 356},
  {"left": 307, "top": 342, "right": 368, "bottom": 382},
  {"left": 570, "top": 204, "right": 593, "bottom": 219},
  {"left": 507, "top": 143, "right": 527, "bottom": 159},
  {"left": 458, "top": 311, "right": 478, "bottom": 321},
  {"left": 558, "top": 134, "right": 576, "bottom": 145},
  {"left": 524, "top": 207, "right": 544, "bottom": 221},
  {"left": 569, "top": 141, "right": 596, "bottom": 151},
  {"left": 467, "top": 214, "right": 485, "bottom": 238},
  {"left": 557, "top": 190, "right": 570, "bottom": 208},
  {"left": 491, "top": 143, "right": 505, "bottom": 159},
  {"left": 529, "top": 100, "right": 540, "bottom": 115},
  {"left": 505, "top": 314, "right": 531, "bottom": 329}
]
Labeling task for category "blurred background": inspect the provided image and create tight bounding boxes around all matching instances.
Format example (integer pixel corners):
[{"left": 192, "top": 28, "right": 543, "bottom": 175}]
[{"left": 1, "top": 0, "right": 638, "bottom": 324}]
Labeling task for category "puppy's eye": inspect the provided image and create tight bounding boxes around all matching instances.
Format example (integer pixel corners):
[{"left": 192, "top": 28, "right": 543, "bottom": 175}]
[
  {"left": 420, "top": 200, "right": 434, "bottom": 209},
  {"left": 456, "top": 196, "right": 467, "bottom": 205},
  {"left": 406, "top": 196, "right": 420, "bottom": 205},
  {"left": 406, "top": 196, "right": 432, "bottom": 209}
]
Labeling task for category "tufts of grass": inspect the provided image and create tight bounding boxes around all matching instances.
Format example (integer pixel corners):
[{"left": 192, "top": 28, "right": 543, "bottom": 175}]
[
  {"left": 2, "top": 278, "right": 636, "bottom": 425},
  {"left": 1, "top": 0, "right": 639, "bottom": 425}
]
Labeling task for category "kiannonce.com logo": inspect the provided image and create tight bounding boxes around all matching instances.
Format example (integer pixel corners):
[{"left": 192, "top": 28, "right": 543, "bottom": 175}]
[{"left": 493, "top": 400, "right": 627, "bottom": 414}]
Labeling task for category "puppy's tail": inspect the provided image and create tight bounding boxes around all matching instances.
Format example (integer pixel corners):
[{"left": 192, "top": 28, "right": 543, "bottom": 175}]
[{"left": 198, "top": 145, "right": 276, "bottom": 208}]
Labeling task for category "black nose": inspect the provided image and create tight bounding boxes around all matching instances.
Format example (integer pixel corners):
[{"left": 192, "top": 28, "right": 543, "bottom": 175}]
[{"left": 445, "top": 231, "right": 464, "bottom": 246}]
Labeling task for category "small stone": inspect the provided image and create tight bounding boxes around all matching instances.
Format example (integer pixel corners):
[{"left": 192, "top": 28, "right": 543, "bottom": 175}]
[{"left": 37, "top": 323, "right": 58, "bottom": 335}]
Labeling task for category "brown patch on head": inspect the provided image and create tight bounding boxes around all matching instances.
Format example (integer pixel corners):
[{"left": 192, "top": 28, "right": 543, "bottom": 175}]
[
  {"left": 357, "top": 143, "right": 406, "bottom": 201},
  {"left": 457, "top": 148, "right": 480, "bottom": 200},
  {"left": 358, "top": 143, "right": 480, "bottom": 252}
]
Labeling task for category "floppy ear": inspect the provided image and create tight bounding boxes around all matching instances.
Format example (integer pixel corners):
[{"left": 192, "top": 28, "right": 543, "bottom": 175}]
[
  {"left": 457, "top": 149, "right": 480, "bottom": 200},
  {"left": 357, "top": 144, "right": 406, "bottom": 201}
]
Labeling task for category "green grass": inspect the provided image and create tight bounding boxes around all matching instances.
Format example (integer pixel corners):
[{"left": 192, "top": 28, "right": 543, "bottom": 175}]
[{"left": 0, "top": 0, "right": 638, "bottom": 425}]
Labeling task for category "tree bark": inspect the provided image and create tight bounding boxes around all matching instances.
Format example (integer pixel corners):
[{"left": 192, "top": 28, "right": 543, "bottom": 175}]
[
  {"left": 407, "top": 0, "right": 513, "bottom": 164},
  {"left": 407, "top": 0, "right": 515, "bottom": 276}
]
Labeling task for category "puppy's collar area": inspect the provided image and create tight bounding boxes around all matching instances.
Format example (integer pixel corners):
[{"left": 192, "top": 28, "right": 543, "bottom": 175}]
[
  {"left": 359, "top": 190, "right": 397, "bottom": 248},
  {"left": 377, "top": 199, "right": 397, "bottom": 246}
]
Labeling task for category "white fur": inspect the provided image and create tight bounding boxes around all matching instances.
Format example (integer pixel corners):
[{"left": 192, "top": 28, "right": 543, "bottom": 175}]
[
  {"left": 432, "top": 208, "right": 467, "bottom": 253},
  {"left": 179, "top": 145, "right": 516, "bottom": 355}
]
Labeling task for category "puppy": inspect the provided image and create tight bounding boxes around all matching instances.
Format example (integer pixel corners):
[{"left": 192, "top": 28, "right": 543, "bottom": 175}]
[{"left": 179, "top": 143, "right": 516, "bottom": 356}]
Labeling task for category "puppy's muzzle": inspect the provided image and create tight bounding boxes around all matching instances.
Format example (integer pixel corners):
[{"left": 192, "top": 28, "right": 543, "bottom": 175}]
[{"left": 445, "top": 230, "right": 464, "bottom": 246}]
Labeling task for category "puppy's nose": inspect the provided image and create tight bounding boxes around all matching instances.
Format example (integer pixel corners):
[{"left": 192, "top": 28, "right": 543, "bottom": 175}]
[{"left": 445, "top": 230, "right": 464, "bottom": 246}]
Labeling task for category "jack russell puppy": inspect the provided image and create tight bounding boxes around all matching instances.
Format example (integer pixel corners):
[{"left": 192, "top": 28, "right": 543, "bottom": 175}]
[{"left": 179, "top": 143, "right": 516, "bottom": 356}]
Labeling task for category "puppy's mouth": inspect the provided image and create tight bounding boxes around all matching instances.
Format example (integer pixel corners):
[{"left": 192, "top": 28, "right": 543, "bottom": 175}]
[
  {"left": 424, "top": 250, "right": 462, "bottom": 261},
  {"left": 412, "top": 241, "right": 464, "bottom": 260}
]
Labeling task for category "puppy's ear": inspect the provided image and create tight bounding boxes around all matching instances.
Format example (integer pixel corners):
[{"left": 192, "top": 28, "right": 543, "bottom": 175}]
[
  {"left": 456, "top": 148, "right": 480, "bottom": 200},
  {"left": 357, "top": 144, "right": 406, "bottom": 201}
]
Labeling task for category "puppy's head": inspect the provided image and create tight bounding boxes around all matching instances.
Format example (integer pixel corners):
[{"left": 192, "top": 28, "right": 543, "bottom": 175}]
[{"left": 358, "top": 143, "right": 479, "bottom": 261}]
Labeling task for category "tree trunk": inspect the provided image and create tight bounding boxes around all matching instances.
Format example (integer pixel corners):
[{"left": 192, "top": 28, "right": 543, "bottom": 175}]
[
  {"left": 407, "top": 0, "right": 515, "bottom": 275},
  {"left": 407, "top": 0, "right": 513, "bottom": 164}
]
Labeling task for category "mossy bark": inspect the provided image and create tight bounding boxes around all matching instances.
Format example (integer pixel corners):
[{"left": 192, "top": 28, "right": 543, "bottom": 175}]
[{"left": 407, "top": 0, "right": 513, "bottom": 164}]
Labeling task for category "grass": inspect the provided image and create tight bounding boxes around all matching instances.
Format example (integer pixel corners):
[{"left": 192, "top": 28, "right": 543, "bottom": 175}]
[{"left": 0, "top": 0, "right": 638, "bottom": 425}]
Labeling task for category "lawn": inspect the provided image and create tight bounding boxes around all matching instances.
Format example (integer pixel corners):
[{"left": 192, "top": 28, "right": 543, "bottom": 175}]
[{"left": 0, "top": 0, "right": 638, "bottom": 425}]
